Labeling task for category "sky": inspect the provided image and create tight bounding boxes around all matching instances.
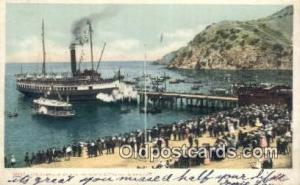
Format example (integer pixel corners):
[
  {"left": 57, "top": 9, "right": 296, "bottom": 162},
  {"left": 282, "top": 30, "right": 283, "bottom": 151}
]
[{"left": 6, "top": 3, "right": 287, "bottom": 63}]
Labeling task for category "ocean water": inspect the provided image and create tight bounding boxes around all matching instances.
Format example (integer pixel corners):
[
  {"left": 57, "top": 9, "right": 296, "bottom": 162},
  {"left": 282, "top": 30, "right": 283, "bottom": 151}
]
[{"left": 4, "top": 61, "right": 292, "bottom": 167}]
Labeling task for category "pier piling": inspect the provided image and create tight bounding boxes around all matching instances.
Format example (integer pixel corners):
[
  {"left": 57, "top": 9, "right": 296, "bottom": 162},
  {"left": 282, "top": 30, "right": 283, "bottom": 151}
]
[{"left": 138, "top": 91, "right": 238, "bottom": 111}]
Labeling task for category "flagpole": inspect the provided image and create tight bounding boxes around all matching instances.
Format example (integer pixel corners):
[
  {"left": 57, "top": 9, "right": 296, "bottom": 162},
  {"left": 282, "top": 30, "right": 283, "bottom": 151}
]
[{"left": 144, "top": 44, "right": 147, "bottom": 144}]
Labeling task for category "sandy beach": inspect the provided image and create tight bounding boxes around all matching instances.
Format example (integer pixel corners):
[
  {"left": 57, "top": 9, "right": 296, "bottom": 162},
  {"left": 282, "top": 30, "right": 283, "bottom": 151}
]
[{"left": 33, "top": 126, "right": 292, "bottom": 169}]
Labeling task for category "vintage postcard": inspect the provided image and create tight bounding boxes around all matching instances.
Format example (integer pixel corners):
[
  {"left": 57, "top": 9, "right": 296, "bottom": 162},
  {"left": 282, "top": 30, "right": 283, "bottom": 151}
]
[{"left": 0, "top": 0, "right": 299, "bottom": 184}]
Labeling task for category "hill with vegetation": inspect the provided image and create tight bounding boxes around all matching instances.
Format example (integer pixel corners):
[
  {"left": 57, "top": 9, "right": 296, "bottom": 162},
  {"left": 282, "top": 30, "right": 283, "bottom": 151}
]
[{"left": 156, "top": 6, "right": 293, "bottom": 70}]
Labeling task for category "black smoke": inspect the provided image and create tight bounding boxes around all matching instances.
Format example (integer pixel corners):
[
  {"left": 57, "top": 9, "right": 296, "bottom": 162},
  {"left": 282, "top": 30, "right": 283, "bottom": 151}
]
[{"left": 71, "top": 6, "right": 118, "bottom": 45}]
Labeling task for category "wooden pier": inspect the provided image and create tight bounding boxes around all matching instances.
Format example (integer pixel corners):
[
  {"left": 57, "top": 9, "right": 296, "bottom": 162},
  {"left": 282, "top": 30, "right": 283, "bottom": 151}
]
[{"left": 138, "top": 91, "right": 238, "bottom": 110}]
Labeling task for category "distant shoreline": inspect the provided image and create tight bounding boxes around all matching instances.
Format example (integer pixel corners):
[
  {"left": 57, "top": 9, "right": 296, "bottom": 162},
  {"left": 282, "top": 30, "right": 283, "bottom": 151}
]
[
  {"left": 6, "top": 60, "right": 153, "bottom": 64},
  {"left": 151, "top": 62, "right": 293, "bottom": 71}
]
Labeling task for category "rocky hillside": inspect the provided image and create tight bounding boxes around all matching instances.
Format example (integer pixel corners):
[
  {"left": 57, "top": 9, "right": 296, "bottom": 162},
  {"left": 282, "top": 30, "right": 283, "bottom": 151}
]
[{"left": 157, "top": 6, "right": 293, "bottom": 70}]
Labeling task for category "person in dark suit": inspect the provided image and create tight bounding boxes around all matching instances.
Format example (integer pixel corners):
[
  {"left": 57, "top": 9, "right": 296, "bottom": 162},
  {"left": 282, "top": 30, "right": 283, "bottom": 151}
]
[
  {"left": 4, "top": 156, "right": 8, "bottom": 168},
  {"left": 262, "top": 157, "right": 273, "bottom": 169},
  {"left": 24, "top": 152, "right": 30, "bottom": 167},
  {"left": 188, "top": 134, "right": 193, "bottom": 147},
  {"left": 30, "top": 152, "right": 36, "bottom": 165}
]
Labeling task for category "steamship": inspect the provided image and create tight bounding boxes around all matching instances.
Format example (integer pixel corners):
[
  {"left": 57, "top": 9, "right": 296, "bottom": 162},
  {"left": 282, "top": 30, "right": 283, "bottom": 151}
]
[{"left": 16, "top": 20, "right": 120, "bottom": 101}]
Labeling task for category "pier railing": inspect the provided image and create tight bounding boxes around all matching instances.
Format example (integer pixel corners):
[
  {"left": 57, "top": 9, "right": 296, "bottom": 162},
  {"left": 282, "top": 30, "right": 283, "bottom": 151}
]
[{"left": 138, "top": 91, "right": 238, "bottom": 109}]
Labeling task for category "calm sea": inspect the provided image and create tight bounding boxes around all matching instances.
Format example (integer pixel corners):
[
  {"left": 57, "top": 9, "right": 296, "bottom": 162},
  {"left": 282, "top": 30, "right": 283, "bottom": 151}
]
[{"left": 4, "top": 61, "right": 292, "bottom": 167}]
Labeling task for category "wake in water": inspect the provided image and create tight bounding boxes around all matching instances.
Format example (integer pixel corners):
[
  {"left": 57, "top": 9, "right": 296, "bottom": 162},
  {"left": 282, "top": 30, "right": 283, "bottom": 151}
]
[{"left": 96, "top": 83, "right": 138, "bottom": 102}]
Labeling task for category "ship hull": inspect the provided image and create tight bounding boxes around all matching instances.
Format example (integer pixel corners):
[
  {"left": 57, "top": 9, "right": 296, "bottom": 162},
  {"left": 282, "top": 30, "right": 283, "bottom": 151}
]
[{"left": 16, "top": 80, "right": 119, "bottom": 101}]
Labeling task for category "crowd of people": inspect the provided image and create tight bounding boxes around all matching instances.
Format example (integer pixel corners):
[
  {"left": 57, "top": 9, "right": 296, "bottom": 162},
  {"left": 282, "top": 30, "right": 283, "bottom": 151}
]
[
  {"left": 5, "top": 104, "right": 292, "bottom": 169},
  {"left": 152, "top": 104, "right": 292, "bottom": 168}
]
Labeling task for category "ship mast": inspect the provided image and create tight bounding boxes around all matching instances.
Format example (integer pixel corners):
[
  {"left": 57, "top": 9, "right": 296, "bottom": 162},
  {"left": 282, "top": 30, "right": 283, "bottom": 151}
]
[
  {"left": 88, "top": 21, "right": 94, "bottom": 71},
  {"left": 96, "top": 42, "right": 106, "bottom": 72},
  {"left": 42, "top": 19, "right": 46, "bottom": 76}
]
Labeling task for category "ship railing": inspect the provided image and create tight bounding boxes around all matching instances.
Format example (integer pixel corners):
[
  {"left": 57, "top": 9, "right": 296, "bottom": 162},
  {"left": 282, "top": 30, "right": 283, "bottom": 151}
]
[
  {"left": 47, "top": 110, "right": 75, "bottom": 116},
  {"left": 17, "top": 77, "right": 117, "bottom": 85}
]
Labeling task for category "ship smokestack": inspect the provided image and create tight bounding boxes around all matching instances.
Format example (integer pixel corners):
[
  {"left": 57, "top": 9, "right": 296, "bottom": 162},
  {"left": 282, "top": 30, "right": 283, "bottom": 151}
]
[{"left": 70, "top": 43, "right": 77, "bottom": 76}]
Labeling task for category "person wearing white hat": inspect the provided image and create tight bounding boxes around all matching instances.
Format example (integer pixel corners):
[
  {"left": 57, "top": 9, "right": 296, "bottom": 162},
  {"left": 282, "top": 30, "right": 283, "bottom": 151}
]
[
  {"left": 66, "top": 146, "right": 72, "bottom": 160},
  {"left": 10, "top": 154, "right": 16, "bottom": 168}
]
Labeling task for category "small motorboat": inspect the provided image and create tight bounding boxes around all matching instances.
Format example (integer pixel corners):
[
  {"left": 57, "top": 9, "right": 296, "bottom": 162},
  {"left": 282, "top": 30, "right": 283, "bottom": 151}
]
[
  {"left": 149, "top": 107, "right": 162, "bottom": 114},
  {"left": 169, "top": 79, "right": 179, "bottom": 84},
  {"left": 177, "top": 79, "right": 185, "bottom": 83},
  {"left": 123, "top": 80, "right": 137, "bottom": 85},
  {"left": 7, "top": 112, "right": 18, "bottom": 118},
  {"left": 191, "top": 84, "right": 202, "bottom": 90},
  {"left": 140, "top": 107, "right": 162, "bottom": 114},
  {"left": 183, "top": 79, "right": 202, "bottom": 84},
  {"left": 120, "top": 106, "right": 130, "bottom": 114},
  {"left": 224, "top": 74, "right": 231, "bottom": 80},
  {"left": 210, "top": 88, "right": 228, "bottom": 96},
  {"left": 162, "top": 72, "right": 171, "bottom": 80}
]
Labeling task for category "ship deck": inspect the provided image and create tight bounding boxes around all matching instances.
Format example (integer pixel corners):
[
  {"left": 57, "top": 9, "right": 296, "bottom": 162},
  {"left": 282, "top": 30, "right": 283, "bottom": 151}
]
[{"left": 16, "top": 77, "right": 117, "bottom": 86}]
